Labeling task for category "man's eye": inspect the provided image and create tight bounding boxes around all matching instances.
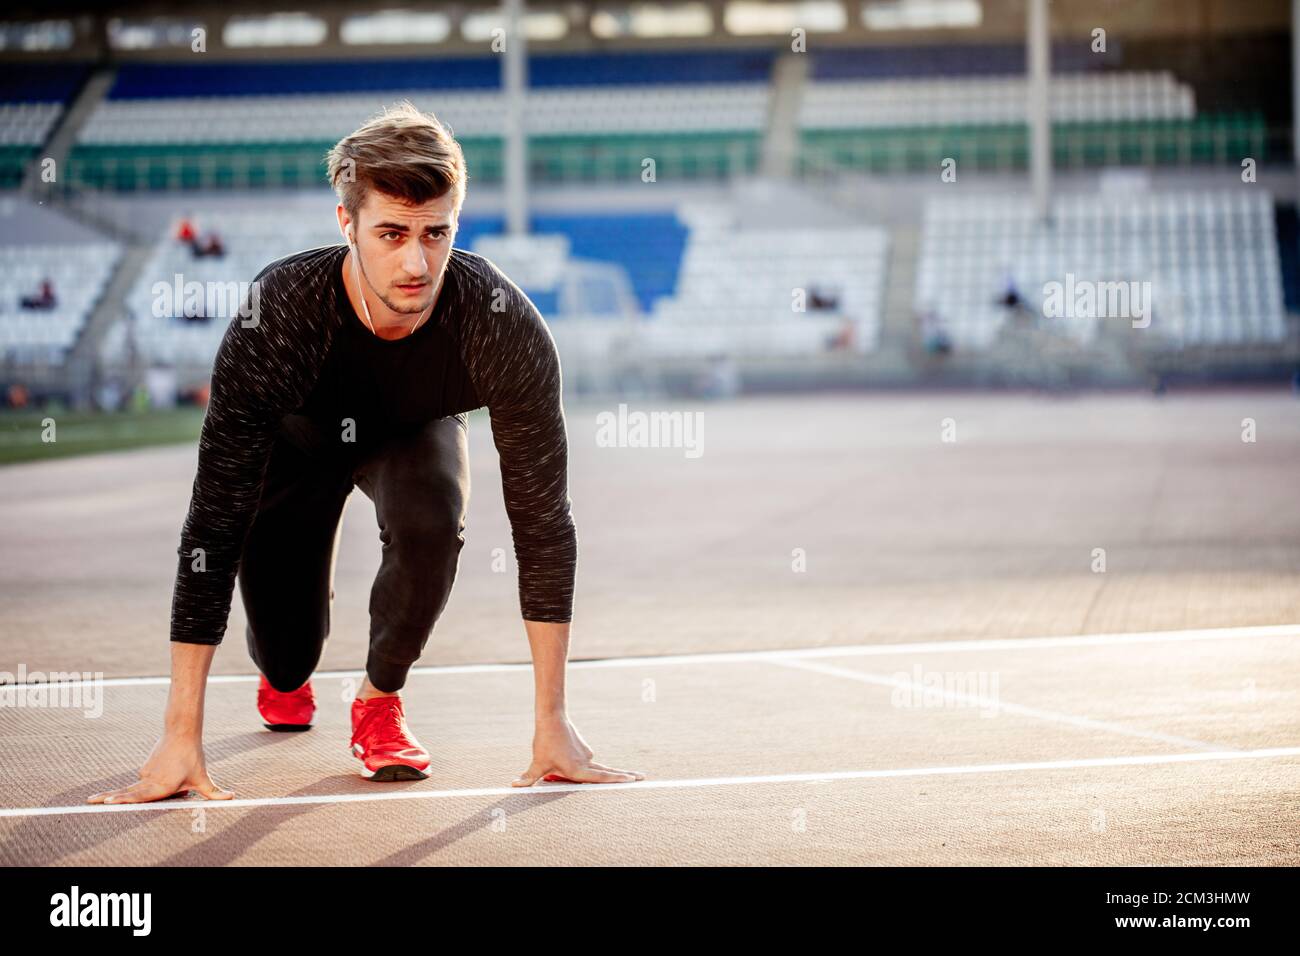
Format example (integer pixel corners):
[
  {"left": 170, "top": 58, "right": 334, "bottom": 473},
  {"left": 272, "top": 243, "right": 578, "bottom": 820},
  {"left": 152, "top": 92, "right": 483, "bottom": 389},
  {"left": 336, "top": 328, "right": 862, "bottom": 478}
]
[
  {"left": 427, "top": 230, "right": 447, "bottom": 240},
  {"left": 381, "top": 232, "right": 402, "bottom": 240}
]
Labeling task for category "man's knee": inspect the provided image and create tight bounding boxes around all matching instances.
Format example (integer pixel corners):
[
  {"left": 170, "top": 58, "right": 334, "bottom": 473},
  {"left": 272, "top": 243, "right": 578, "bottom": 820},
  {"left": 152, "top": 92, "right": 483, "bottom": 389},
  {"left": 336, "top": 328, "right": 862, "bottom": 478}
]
[
  {"left": 379, "top": 473, "right": 467, "bottom": 550},
  {"left": 261, "top": 663, "right": 315, "bottom": 693},
  {"left": 248, "top": 623, "right": 320, "bottom": 691}
]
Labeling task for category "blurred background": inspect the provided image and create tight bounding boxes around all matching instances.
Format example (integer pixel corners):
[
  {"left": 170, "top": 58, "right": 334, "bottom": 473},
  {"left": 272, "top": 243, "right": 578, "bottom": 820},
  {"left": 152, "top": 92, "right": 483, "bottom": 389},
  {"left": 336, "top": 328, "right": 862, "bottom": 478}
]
[{"left": 0, "top": 0, "right": 1297, "bottom": 450}]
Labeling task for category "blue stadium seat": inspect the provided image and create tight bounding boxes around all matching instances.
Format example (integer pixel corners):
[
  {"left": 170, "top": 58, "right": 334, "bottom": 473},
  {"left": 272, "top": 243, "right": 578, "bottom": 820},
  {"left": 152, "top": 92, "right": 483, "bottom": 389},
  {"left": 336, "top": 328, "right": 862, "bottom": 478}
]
[{"left": 458, "top": 212, "right": 688, "bottom": 312}]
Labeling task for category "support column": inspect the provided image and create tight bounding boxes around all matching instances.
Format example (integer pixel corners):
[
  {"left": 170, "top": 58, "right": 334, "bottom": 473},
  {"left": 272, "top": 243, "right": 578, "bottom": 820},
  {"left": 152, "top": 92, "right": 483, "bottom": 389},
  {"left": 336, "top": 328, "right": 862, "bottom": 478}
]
[
  {"left": 1028, "top": 0, "right": 1052, "bottom": 223},
  {"left": 503, "top": 0, "right": 528, "bottom": 237}
]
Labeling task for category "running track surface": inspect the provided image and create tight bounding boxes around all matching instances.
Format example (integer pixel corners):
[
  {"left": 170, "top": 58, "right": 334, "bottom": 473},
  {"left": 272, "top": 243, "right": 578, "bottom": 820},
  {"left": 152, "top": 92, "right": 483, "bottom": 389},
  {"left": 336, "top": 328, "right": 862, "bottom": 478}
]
[{"left": 2, "top": 390, "right": 1298, "bottom": 865}]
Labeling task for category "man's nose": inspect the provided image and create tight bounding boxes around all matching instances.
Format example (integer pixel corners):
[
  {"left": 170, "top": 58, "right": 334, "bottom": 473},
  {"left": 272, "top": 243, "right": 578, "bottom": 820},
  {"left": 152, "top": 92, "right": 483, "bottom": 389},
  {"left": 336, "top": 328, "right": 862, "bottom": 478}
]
[{"left": 403, "top": 240, "right": 430, "bottom": 277}]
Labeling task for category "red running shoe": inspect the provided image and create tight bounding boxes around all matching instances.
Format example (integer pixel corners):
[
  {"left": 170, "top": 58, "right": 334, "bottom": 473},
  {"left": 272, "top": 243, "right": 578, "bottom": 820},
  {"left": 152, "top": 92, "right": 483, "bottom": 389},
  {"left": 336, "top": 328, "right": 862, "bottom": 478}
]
[
  {"left": 257, "top": 674, "right": 315, "bottom": 731},
  {"left": 350, "top": 694, "right": 431, "bottom": 781}
]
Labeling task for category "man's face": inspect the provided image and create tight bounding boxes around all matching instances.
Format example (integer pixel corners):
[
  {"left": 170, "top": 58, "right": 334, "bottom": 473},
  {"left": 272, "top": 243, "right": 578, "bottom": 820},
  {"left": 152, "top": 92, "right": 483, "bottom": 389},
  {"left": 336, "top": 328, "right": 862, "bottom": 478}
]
[{"left": 344, "top": 188, "right": 460, "bottom": 315}]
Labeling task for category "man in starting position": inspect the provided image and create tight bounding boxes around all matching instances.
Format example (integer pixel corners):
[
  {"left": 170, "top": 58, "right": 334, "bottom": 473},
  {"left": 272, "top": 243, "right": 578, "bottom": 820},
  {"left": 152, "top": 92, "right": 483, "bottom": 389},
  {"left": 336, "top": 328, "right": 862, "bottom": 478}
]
[{"left": 89, "top": 102, "right": 643, "bottom": 803}]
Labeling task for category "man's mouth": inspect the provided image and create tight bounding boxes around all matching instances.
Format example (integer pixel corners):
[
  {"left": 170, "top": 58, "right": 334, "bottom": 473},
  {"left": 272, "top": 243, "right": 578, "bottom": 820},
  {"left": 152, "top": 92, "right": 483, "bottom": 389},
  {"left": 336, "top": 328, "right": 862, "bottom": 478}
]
[{"left": 396, "top": 281, "right": 428, "bottom": 293}]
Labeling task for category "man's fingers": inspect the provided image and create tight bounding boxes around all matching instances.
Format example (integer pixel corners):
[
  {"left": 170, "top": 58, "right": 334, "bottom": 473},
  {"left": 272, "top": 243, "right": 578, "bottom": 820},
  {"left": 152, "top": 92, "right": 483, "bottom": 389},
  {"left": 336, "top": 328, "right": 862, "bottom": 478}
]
[
  {"left": 579, "top": 768, "right": 639, "bottom": 784},
  {"left": 543, "top": 767, "right": 639, "bottom": 785},
  {"left": 511, "top": 763, "right": 546, "bottom": 787},
  {"left": 190, "top": 773, "right": 234, "bottom": 801},
  {"left": 514, "top": 758, "right": 645, "bottom": 787},
  {"left": 99, "top": 780, "right": 177, "bottom": 805},
  {"left": 86, "top": 782, "right": 146, "bottom": 804},
  {"left": 88, "top": 773, "right": 232, "bottom": 805},
  {"left": 586, "top": 761, "right": 645, "bottom": 779}
]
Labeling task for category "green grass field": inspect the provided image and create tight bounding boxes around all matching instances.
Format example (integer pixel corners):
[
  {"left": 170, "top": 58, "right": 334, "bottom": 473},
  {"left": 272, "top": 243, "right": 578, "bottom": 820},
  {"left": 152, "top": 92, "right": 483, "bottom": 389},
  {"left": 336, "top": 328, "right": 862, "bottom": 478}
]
[
  {"left": 0, "top": 407, "right": 207, "bottom": 465},
  {"left": 0, "top": 405, "right": 497, "bottom": 465}
]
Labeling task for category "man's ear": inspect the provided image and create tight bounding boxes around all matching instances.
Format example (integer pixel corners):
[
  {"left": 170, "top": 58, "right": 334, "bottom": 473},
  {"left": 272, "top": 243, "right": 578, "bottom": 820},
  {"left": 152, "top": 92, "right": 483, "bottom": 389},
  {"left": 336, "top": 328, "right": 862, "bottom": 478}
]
[{"left": 336, "top": 203, "right": 351, "bottom": 243}]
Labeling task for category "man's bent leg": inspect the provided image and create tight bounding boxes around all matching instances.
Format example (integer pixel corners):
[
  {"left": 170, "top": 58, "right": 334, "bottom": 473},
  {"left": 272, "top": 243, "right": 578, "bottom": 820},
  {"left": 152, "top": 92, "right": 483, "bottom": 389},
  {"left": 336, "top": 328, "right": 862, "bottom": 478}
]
[
  {"left": 353, "top": 414, "right": 470, "bottom": 693},
  {"left": 239, "top": 414, "right": 356, "bottom": 691}
]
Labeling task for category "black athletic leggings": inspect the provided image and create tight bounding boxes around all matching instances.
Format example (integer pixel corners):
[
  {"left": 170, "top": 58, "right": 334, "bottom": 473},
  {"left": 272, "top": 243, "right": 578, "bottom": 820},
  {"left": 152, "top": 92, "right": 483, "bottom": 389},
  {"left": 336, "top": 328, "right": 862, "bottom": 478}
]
[{"left": 237, "top": 411, "right": 470, "bottom": 693}]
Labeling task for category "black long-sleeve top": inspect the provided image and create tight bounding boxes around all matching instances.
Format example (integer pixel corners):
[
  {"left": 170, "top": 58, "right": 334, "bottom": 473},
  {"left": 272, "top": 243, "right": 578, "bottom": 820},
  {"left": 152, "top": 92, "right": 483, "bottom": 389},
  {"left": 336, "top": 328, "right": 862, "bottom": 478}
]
[{"left": 169, "top": 243, "right": 577, "bottom": 644}]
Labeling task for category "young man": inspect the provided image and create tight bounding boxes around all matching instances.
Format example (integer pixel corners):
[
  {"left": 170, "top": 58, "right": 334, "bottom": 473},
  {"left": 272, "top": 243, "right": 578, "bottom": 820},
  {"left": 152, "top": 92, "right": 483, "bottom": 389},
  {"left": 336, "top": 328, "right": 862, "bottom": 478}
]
[{"left": 88, "top": 103, "right": 643, "bottom": 804}]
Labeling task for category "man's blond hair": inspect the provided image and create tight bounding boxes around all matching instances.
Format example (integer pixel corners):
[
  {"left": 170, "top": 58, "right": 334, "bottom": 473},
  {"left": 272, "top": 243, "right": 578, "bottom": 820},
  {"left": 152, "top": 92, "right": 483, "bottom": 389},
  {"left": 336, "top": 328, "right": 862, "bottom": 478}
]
[{"left": 325, "top": 100, "right": 468, "bottom": 220}]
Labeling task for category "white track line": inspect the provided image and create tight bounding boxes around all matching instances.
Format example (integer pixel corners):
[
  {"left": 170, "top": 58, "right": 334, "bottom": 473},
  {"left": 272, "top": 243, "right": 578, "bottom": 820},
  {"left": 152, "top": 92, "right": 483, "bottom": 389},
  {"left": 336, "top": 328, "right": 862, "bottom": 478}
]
[
  {"left": 3, "top": 746, "right": 1298, "bottom": 819},
  {"left": 7, "top": 623, "right": 1299, "bottom": 690},
  {"left": 767, "top": 657, "right": 1234, "bottom": 753}
]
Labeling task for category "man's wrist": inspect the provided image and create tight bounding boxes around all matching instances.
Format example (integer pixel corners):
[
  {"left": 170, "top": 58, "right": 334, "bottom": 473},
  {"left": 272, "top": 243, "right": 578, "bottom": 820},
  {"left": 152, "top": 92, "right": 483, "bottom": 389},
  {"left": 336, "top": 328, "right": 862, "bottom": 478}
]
[{"left": 163, "top": 712, "right": 203, "bottom": 737}]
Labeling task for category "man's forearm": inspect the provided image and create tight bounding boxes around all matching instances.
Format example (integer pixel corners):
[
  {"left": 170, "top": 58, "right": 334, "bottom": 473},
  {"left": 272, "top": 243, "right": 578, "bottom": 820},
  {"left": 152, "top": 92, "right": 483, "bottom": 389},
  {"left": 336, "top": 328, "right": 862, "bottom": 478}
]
[
  {"left": 523, "top": 619, "right": 570, "bottom": 721},
  {"left": 165, "top": 642, "right": 217, "bottom": 738}
]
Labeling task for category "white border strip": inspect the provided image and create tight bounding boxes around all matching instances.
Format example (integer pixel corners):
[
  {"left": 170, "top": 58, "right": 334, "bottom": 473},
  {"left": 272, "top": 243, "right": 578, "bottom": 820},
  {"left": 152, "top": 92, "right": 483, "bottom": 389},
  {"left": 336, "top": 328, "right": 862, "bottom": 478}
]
[
  {"left": 3, "top": 746, "right": 1298, "bottom": 819},
  {"left": 7, "top": 623, "right": 1299, "bottom": 690}
]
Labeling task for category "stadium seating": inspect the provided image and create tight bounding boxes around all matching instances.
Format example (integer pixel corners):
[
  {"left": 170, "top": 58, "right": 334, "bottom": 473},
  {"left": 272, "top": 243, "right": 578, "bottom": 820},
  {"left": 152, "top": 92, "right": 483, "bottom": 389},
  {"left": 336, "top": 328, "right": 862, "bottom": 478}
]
[
  {"left": 124, "top": 209, "right": 340, "bottom": 364},
  {"left": 0, "top": 63, "right": 88, "bottom": 187},
  {"left": 800, "top": 72, "right": 1194, "bottom": 128},
  {"left": 68, "top": 44, "right": 1267, "bottom": 191},
  {"left": 0, "top": 241, "right": 121, "bottom": 363},
  {"left": 807, "top": 41, "right": 1113, "bottom": 80},
  {"left": 123, "top": 207, "right": 689, "bottom": 364},
  {"left": 62, "top": 41, "right": 1274, "bottom": 191},
  {"left": 121, "top": 198, "right": 889, "bottom": 366},
  {"left": 8, "top": 42, "right": 1291, "bottom": 377},
  {"left": 915, "top": 191, "right": 1286, "bottom": 349},
  {"left": 799, "top": 41, "right": 1264, "bottom": 173},
  {"left": 646, "top": 215, "right": 889, "bottom": 356},
  {"left": 71, "top": 51, "right": 774, "bottom": 190}
]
